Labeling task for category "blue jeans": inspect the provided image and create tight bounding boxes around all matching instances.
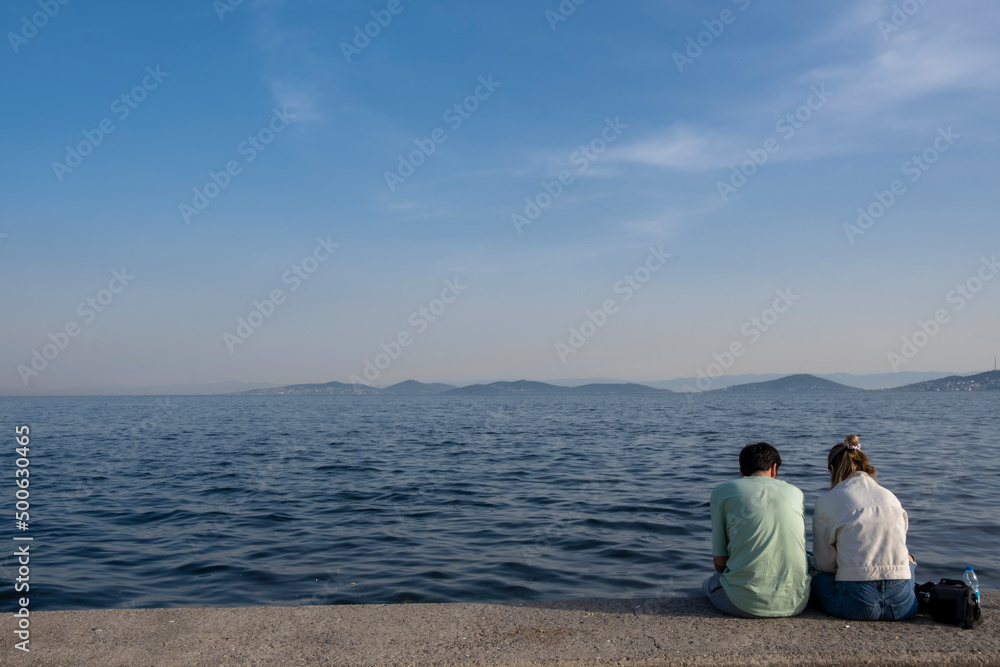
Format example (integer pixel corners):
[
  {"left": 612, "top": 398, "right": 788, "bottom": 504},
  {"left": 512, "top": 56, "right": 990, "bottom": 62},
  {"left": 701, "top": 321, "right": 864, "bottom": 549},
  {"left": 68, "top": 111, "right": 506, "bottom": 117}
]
[
  {"left": 702, "top": 572, "right": 767, "bottom": 618},
  {"left": 810, "top": 561, "right": 918, "bottom": 621}
]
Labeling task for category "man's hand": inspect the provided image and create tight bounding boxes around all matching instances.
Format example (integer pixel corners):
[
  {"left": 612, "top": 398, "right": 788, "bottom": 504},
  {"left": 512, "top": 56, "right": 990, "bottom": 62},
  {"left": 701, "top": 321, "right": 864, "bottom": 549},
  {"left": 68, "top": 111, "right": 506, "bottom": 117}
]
[{"left": 713, "top": 556, "right": 729, "bottom": 573}]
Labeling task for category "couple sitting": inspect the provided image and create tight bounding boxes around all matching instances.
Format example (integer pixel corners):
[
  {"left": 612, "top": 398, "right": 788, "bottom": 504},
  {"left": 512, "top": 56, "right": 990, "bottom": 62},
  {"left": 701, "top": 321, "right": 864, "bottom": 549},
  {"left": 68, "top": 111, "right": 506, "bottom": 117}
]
[{"left": 703, "top": 437, "right": 918, "bottom": 621}]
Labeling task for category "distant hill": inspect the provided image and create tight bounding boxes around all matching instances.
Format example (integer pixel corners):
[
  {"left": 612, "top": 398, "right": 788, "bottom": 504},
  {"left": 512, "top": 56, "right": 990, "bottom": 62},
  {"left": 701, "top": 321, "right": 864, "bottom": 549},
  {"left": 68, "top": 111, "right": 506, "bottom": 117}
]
[
  {"left": 445, "top": 380, "right": 569, "bottom": 395},
  {"left": 445, "top": 381, "right": 667, "bottom": 395},
  {"left": 629, "top": 372, "right": 958, "bottom": 391},
  {"left": 886, "top": 370, "right": 1000, "bottom": 392},
  {"left": 646, "top": 374, "right": 787, "bottom": 391},
  {"left": 718, "top": 374, "right": 864, "bottom": 393},
  {"left": 546, "top": 377, "right": 636, "bottom": 387},
  {"left": 236, "top": 381, "right": 380, "bottom": 396},
  {"left": 572, "top": 383, "right": 668, "bottom": 393},
  {"left": 381, "top": 380, "right": 457, "bottom": 395},
  {"left": 817, "top": 371, "right": 956, "bottom": 390}
]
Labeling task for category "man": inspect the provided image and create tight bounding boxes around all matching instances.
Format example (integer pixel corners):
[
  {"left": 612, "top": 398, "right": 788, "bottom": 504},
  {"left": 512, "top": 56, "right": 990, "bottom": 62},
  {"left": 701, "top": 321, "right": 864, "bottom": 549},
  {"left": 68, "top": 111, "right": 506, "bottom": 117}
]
[{"left": 703, "top": 442, "right": 810, "bottom": 618}]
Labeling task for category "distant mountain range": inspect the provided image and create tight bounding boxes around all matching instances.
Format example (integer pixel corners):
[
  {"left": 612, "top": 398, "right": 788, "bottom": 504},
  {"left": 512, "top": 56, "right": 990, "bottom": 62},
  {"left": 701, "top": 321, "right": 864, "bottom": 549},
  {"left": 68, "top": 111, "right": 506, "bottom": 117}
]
[
  {"left": 28, "top": 371, "right": 981, "bottom": 397},
  {"left": 236, "top": 380, "right": 669, "bottom": 396},
  {"left": 238, "top": 381, "right": 383, "bottom": 396},
  {"left": 231, "top": 371, "right": 1000, "bottom": 396}
]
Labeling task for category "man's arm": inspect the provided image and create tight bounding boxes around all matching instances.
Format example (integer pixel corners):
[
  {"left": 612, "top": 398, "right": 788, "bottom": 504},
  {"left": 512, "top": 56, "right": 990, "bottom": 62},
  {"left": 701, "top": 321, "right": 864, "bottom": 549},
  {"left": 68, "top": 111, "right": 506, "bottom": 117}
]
[{"left": 710, "top": 487, "right": 730, "bottom": 572}]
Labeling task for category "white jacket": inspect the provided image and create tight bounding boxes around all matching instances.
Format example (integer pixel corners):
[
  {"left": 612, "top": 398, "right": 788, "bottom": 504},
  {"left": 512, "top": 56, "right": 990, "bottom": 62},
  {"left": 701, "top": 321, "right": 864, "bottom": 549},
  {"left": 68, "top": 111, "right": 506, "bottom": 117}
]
[{"left": 812, "top": 471, "right": 912, "bottom": 581}]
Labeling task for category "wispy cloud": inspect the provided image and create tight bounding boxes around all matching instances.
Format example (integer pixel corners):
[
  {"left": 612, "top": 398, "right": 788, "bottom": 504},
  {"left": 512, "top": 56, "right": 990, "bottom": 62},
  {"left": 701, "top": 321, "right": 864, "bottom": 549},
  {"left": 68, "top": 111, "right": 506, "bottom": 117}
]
[
  {"left": 616, "top": 206, "right": 712, "bottom": 241},
  {"left": 268, "top": 81, "right": 323, "bottom": 122},
  {"left": 252, "top": 2, "right": 327, "bottom": 123},
  {"left": 611, "top": 123, "right": 740, "bottom": 171},
  {"left": 615, "top": 0, "right": 1000, "bottom": 172},
  {"left": 802, "top": 2, "right": 1000, "bottom": 114}
]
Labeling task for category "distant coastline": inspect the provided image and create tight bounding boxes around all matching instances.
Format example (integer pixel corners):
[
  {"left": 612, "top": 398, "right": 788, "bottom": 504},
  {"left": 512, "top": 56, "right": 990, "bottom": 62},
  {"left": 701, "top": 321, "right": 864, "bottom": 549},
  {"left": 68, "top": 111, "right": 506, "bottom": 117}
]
[
  {"left": 232, "top": 370, "right": 1000, "bottom": 396},
  {"left": 8, "top": 370, "right": 998, "bottom": 397}
]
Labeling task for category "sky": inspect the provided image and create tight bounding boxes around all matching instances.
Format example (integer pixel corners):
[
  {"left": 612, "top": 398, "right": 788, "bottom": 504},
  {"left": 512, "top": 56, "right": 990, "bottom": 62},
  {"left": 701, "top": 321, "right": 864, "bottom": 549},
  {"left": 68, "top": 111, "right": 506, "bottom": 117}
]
[{"left": 1, "top": 0, "right": 998, "bottom": 394}]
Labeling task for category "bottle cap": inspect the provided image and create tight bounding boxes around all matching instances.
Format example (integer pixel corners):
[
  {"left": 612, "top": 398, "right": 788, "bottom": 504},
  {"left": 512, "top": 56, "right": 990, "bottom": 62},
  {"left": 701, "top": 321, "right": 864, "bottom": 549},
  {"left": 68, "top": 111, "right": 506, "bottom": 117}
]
[{"left": 966, "top": 566, "right": 974, "bottom": 570}]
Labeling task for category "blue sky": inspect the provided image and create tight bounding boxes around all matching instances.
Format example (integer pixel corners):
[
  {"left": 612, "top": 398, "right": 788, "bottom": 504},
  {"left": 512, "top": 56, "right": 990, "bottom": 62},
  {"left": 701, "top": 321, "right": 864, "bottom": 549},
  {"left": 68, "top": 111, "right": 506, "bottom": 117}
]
[{"left": 1, "top": 0, "right": 998, "bottom": 393}]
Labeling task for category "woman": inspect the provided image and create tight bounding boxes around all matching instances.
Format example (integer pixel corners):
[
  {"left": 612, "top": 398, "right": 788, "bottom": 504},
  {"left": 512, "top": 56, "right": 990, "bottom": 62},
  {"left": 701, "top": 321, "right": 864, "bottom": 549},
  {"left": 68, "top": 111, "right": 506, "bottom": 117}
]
[{"left": 810, "top": 435, "right": 918, "bottom": 621}]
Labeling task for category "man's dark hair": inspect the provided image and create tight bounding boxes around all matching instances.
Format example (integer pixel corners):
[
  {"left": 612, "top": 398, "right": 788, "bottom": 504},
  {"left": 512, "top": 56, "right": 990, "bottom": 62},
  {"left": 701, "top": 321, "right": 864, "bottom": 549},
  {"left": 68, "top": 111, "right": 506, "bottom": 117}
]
[{"left": 739, "top": 442, "right": 781, "bottom": 476}]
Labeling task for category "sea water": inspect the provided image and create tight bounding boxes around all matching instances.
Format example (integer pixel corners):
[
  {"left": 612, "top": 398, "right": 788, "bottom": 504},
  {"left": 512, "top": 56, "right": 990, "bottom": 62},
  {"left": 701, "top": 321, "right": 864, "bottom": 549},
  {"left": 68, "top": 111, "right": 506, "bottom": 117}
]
[{"left": 1, "top": 392, "right": 996, "bottom": 611}]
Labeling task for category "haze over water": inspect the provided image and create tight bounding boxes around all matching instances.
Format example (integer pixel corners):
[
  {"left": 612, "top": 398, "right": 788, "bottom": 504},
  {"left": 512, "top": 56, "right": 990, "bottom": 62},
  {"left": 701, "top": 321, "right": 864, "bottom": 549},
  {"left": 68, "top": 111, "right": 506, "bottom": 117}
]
[{"left": 2, "top": 392, "right": 996, "bottom": 611}]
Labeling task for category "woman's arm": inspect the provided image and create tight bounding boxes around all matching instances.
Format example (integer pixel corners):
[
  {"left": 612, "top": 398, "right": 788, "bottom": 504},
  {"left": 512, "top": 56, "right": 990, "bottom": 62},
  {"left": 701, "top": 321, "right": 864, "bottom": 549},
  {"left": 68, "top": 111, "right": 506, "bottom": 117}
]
[{"left": 811, "top": 510, "right": 838, "bottom": 573}]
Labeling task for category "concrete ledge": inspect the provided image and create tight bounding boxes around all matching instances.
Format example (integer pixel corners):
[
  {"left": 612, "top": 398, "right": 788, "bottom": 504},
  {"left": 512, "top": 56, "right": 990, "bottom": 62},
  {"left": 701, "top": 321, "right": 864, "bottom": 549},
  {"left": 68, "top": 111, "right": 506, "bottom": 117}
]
[{"left": 12, "top": 595, "right": 999, "bottom": 666}]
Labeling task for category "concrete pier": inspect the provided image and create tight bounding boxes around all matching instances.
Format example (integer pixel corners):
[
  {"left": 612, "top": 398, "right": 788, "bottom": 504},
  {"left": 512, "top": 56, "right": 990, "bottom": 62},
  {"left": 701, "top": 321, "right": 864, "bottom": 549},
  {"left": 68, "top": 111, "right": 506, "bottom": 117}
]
[{"left": 10, "top": 595, "right": 998, "bottom": 666}]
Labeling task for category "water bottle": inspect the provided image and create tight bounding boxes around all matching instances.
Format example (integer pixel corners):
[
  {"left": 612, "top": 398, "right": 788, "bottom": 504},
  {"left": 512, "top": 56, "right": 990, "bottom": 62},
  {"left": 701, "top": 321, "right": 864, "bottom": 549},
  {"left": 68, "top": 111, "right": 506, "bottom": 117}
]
[{"left": 963, "top": 566, "right": 981, "bottom": 603}]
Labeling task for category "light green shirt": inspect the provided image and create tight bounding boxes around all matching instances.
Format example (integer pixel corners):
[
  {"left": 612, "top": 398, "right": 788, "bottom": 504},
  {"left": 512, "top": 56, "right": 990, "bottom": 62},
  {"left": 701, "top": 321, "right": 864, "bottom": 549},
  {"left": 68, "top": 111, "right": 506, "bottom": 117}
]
[{"left": 711, "top": 476, "right": 810, "bottom": 617}]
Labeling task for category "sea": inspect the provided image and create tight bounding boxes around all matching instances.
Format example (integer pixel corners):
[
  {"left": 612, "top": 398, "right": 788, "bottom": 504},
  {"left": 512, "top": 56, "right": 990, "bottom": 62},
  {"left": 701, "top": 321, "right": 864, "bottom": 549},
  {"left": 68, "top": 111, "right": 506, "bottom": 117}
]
[{"left": 1, "top": 392, "right": 996, "bottom": 611}]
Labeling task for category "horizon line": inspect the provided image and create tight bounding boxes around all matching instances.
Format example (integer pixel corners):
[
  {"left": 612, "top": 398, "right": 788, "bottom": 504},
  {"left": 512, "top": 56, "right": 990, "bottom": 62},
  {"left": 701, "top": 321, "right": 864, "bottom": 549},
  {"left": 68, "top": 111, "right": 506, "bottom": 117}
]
[{"left": 3, "top": 369, "right": 997, "bottom": 397}]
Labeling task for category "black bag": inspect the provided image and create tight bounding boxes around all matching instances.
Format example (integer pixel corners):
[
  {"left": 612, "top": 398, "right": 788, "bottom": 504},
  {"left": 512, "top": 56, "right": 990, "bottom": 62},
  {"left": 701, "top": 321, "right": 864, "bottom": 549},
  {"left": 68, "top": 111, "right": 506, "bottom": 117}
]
[{"left": 916, "top": 579, "right": 982, "bottom": 629}]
